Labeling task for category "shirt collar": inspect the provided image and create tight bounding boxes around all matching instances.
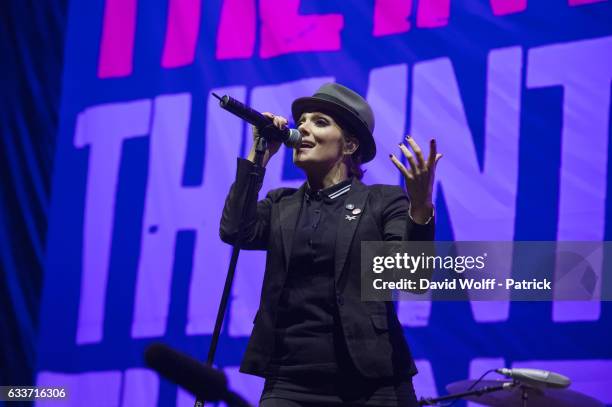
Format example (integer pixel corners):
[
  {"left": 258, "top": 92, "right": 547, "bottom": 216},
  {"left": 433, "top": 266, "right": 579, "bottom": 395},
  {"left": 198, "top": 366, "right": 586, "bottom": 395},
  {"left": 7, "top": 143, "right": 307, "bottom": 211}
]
[{"left": 305, "top": 178, "right": 352, "bottom": 202}]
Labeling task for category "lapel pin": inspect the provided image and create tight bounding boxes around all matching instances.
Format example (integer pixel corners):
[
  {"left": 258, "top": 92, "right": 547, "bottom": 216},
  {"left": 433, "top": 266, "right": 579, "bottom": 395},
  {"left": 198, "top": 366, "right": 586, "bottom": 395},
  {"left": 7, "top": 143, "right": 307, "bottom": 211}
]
[
  {"left": 352, "top": 208, "right": 362, "bottom": 215},
  {"left": 345, "top": 215, "right": 357, "bottom": 221},
  {"left": 345, "top": 203, "right": 355, "bottom": 210}
]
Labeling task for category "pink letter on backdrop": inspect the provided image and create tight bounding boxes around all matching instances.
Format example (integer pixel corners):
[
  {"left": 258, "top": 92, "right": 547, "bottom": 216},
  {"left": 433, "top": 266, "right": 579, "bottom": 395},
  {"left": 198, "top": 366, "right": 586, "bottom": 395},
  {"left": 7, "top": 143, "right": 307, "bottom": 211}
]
[
  {"left": 161, "top": 0, "right": 202, "bottom": 68},
  {"left": 416, "top": 0, "right": 450, "bottom": 28},
  {"left": 98, "top": 0, "right": 137, "bottom": 78},
  {"left": 259, "top": 0, "right": 344, "bottom": 58},
  {"left": 568, "top": 0, "right": 607, "bottom": 5},
  {"left": 216, "top": 0, "right": 256, "bottom": 59},
  {"left": 373, "top": 0, "right": 412, "bottom": 36},
  {"left": 489, "top": 0, "right": 526, "bottom": 15}
]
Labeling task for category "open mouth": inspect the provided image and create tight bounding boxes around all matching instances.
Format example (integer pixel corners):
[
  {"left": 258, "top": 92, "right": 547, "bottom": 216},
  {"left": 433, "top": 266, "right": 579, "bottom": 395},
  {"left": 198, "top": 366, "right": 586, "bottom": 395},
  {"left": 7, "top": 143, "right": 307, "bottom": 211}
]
[{"left": 299, "top": 141, "right": 315, "bottom": 149}]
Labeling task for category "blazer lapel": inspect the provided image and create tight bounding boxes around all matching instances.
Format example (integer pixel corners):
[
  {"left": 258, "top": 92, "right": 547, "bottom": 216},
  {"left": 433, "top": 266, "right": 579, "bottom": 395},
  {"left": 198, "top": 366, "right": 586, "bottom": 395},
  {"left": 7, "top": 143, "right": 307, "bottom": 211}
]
[
  {"left": 278, "top": 184, "right": 306, "bottom": 270},
  {"left": 334, "top": 178, "right": 369, "bottom": 283}
]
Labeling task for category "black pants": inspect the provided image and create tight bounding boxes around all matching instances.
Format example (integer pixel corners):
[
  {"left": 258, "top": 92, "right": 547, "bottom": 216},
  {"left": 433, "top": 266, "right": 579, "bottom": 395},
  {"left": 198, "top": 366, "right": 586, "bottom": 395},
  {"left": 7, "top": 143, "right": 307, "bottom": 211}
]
[{"left": 259, "top": 372, "right": 419, "bottom": 407}]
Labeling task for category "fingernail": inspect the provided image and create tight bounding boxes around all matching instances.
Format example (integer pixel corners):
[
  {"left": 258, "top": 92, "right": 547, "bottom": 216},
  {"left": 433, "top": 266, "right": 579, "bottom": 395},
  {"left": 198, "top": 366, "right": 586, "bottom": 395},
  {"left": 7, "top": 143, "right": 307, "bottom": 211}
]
[{"left": 406, "top": 135, "right": 412, "bottom": 139}]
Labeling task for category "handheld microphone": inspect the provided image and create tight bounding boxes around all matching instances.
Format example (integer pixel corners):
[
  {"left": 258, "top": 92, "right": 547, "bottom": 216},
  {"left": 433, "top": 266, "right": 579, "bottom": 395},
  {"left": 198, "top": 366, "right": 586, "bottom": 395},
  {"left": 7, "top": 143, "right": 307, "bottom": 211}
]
[
  {"left": 144, "top": 343, "right": 228, "bottom": 401},
  {"left": 144, "top": 343, "right": 252, "bottom": 406},
  {"left": 495, "top": 368, "right": 571, "bottom": 389},
  {"left": 212, "top": 93, "right": 302, "bottom": 148}
]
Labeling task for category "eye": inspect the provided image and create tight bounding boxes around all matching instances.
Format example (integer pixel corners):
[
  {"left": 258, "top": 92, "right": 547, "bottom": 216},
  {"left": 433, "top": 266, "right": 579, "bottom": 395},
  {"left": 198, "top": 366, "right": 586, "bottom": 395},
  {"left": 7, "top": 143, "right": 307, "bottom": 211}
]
[{"left": 315, "top": 118, "right": 328, "bottom": 126}]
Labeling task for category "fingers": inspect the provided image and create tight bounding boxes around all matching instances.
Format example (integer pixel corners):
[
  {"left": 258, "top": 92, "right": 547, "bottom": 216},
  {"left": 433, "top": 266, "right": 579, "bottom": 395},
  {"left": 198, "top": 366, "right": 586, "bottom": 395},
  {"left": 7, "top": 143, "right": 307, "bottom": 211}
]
[
  {"left": 435, "top": 153, "right": 443, "bottom": 167},
  {"left": 398, "top": 143, "right": 419, "bottom": 175},
  {"left": 389, "top": 154, "right": 413, "bottom": 180},
  {"left": 427, "top": 139, "right": 437, "bottom": 169},
  {"left": 273, "top": 116, "right": 288, "bottom": 129},
  {"left": 402, "top": 136, "right": 442, "bottom": 171},
  {"left": 392, "top": 136, "right": 442, "bottom": 177},
  {"left": 262, "top": 112, "right": 288, "bottom": 129},
  {"left": 405, "top": 136, "right": 426, "bottom": 170}
]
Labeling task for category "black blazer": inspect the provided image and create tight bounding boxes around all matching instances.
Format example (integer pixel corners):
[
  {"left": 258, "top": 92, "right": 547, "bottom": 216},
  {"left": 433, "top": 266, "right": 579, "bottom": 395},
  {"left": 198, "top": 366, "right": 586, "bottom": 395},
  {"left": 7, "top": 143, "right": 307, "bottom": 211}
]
[{"left": 220, "top": 158, "right": 435, "bottom": 378}]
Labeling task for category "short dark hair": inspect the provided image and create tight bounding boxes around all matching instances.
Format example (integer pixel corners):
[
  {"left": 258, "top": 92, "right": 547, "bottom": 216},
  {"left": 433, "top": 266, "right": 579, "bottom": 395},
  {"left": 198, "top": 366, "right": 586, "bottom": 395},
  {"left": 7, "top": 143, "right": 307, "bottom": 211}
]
[
  {"left": 346, "top": 150, "right": 365, "bottom": 180},
  {"left": 341, "top": 131, "right": 365, "bottom": 180},
  {"left": 320, "top": 110, "right": 366, "bottom": 179}
]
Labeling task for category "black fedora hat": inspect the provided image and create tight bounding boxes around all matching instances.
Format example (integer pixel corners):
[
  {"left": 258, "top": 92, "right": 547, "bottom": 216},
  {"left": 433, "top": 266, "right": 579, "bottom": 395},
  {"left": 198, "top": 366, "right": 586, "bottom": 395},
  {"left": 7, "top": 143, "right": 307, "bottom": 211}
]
[{"left": 291, "top": 83, "right": 376, "bottom": 163}]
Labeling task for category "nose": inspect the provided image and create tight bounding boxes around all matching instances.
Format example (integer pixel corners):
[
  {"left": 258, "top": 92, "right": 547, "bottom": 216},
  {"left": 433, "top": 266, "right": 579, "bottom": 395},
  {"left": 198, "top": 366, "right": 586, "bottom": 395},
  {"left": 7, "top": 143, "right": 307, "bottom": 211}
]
[{"left": 298, "top": 121, "right": 310, "bottom": 137}]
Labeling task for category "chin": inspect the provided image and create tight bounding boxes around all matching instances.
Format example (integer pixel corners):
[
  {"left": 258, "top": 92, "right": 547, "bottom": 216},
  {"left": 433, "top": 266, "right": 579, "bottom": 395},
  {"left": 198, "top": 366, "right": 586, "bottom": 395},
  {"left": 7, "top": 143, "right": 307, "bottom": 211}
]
[
  {"left": 293, "top": 157, "right": 310, "bottom": 169},
  {"left": 293, "top": 151, "right": 312, "bottom": 167},
  {"left": 294, "top": 152, "right": 340, "bottom": 172}
]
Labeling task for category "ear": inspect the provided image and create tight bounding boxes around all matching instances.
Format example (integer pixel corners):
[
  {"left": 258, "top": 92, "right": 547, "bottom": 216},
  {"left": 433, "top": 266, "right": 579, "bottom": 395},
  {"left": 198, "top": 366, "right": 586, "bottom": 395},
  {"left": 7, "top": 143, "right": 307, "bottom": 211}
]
[{"left": 344, "top": 137, "right": 359, "bottom": 155}]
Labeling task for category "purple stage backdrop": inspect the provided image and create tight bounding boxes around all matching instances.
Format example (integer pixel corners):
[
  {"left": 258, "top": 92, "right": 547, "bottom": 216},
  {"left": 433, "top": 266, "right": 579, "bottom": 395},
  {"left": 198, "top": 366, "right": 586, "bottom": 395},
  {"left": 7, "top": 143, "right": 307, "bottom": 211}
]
[{"left": 37, "top": 0, "right": 612, "bottom": 405}]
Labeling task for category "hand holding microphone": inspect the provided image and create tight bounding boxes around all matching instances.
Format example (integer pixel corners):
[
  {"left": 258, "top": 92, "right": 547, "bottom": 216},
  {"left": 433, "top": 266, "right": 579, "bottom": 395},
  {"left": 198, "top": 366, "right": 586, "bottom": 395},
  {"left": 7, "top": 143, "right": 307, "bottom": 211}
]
[
  {"left": 212, "top": 93, "right": 301, "bottom": 167},
  {"left": 248, "top": 112, "right": 289, "bottom": 166}
]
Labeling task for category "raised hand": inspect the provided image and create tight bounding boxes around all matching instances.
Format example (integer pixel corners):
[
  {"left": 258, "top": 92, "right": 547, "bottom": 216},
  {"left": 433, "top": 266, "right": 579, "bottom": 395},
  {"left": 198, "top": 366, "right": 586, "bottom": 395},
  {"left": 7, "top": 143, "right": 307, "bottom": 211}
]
[{"left": 389, "top": 136, "right": 442, "bottom": 224}]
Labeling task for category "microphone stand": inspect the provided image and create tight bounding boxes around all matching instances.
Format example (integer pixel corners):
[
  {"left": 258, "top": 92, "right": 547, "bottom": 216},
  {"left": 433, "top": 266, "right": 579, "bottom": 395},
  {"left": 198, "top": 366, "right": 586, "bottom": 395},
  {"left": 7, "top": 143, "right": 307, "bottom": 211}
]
[{"left": 194, "top": 135, "right": 268, "bottom": 407}]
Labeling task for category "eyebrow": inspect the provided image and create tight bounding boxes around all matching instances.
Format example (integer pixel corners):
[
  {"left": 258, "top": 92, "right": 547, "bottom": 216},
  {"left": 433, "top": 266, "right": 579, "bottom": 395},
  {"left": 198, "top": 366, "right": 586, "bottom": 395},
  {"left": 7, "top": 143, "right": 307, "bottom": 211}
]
[{"left": 299, "top": 112, "right": 332, "bottom": 122}]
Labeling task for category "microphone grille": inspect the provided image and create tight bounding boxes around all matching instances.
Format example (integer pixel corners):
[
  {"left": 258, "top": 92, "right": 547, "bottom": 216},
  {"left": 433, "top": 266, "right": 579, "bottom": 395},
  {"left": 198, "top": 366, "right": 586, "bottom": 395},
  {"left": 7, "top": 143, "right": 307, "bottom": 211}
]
[{"left": 285, "top": 129, "right": 302, "bottom": 148}]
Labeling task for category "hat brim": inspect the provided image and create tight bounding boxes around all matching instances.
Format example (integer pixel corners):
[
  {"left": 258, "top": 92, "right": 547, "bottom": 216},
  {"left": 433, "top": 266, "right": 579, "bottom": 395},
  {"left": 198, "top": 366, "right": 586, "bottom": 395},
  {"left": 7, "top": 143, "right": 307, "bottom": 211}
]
[{"left": 292, "top": 96, "right": 376, "bottom": 163}]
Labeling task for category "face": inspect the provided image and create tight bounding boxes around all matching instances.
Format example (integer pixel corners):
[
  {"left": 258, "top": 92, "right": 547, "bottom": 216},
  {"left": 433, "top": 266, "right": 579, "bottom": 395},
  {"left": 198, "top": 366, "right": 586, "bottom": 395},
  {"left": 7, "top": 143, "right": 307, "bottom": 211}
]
[{"left": 293, "top": 111, "right": 357, "bottom": 171}]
